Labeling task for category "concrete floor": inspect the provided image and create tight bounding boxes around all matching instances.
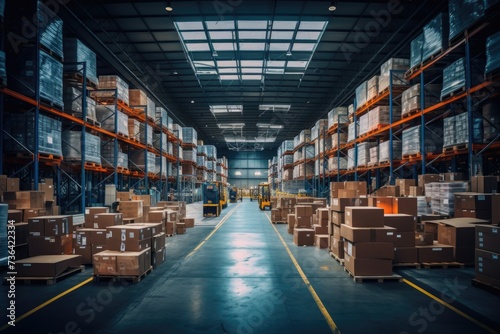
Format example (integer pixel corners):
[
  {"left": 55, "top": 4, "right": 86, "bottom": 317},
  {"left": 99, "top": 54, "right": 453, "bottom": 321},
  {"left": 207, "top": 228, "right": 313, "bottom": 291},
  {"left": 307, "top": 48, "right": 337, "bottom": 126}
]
[{"left": 1, "top": 201, "right": 499, "bottom": 334}]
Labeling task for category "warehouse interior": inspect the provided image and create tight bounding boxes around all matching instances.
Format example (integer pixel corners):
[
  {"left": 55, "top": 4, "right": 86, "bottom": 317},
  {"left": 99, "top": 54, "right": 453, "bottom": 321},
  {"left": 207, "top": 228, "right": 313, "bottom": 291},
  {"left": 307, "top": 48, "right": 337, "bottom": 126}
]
[{"left": 1, "top": 0, "right": 500, "bottom": 333}]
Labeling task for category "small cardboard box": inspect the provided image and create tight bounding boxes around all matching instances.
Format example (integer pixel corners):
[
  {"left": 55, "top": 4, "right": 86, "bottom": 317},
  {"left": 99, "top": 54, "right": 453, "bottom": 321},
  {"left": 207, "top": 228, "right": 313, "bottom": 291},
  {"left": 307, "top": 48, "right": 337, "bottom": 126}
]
[
  {"left": 417, "top": 243, "right": 454, "bottom": 262},
  {"left": 314, "top": 234, "right": 329, "bottom": 249},
  {"left": 293, "top": 228, "right": 315, "bottom": 246},
  {"left": 177, "top": 222, "right": 186, "bottom": 234},
  {"left": 330, "top": 211, "right": 344, "bottom": 226},
  {"left": 476, "top": 225, "right": 500, "bottom": 254},
  {"left": 392, "top": 197, "right": 418, "bottom": 217},
  {"left": 344, "top": 253, "right": 392, "bottom": 276},
  {"left": 345, "top": 207, "right": 384, "bottom": 228},
  {"left": 184, "top": 218, "right": 195, "bottom": 228},
  {"left": 93, "top": 213, "right": 123, "bottom": 229},
  {"left": 383, "top": 214, "right": 415, "bottom": 232}
]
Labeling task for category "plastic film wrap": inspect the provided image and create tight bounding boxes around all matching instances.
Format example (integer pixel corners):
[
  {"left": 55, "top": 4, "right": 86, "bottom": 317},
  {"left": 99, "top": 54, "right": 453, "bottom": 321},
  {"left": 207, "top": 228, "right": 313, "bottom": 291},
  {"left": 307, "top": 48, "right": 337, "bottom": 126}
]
[
  {"left": 63, "top": 38, "right": 98, "bottom": 85},
  {"left": 62, "top": 130, "right": 101, "bottom": 164}
]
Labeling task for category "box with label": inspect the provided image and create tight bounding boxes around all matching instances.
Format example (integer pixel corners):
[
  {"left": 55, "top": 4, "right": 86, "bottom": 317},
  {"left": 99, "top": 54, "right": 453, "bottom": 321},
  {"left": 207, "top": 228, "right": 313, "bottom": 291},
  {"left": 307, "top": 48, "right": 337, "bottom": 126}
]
[
  {"left": 383, "top": 214, "right": 415, "bottom": 232},
  {"left": 417, "top": 244, "right": 454, "bottom": 262},
  {"left": 394, "top": 247, "right": 418, "bottom": 263},
  {"left": 106, "top": 225, "right": 152, "bottom": 252},
  {"left": 74, "top": 244, "right": 92, "bottom": 264},
  {"left": 396, "top": 179, "right": 416, "bottom": 196},
  {"left": 166, "top": 221, "right": 176, "bottom": 235},
  {"left": 177, "top": 222, "right": 186, "bottom": 234},
  {"left": 184, "top": 218, "right": 195, "bottom": 228},
  {"left": 418, "top": 174, "right": 440, "bottom": 187},
  {"left": 93, "top": 213, "right": 123, "bottom": 229},
  {"left": 330, "top": 211, "right": 344, "bottom": 226},
  {"left": 28, "top": 217, "right": 45, "bottom": 237},
  {"left": 148, "top": 210, "right": 166, "bottom": 222},
  {"left": 344, "top": 241, "right": 394, "bottom": 259},
  {"left": 296, "top": 216, "right": 312, "bottom": 228},
  {"left": 392, "top": 197, "right": 418, "bottom": 217},
  {"left": 118, "top": 200, "right": 144, "bottom": 219},
  {"left": 415, "top": 232, "right": 434, "bottom": 246},
  {"left": 93, "top": 251, "right": 118, "bottom": 275},
  {"left": 44, "top": 216, "right": 70, "bottom": 236},
  {"left": 315, "top": 235, "right": 329, "bottom": 249},
  {"left": 153, "top": 247, "right": 166, "bottom": 269},
  {"left": 455, "top": 193, "right": 492, "bottom": 211},
  {"left": 393, "top": 232, "right": 416, "bottom": 247},
  {"left": 152, "top": 233, "right": 166, "bottom": 252},
  {"left": 314, "top": 225, "right": 328, "bottom": 235},
  {"left": 28, "top": 235, "right": 73, "bottom": 256},
  {"left": 293, "top": 228, "right": 315, "bottom": 246},
  {"left": 142, "top": 222, "right": 164, "bottom": 236},
  {"left": 287, "top": 214, "right": 297, "bottom": 229},
  {"left": 344, "top": 254, "right": 393, "bottom": 276},
  {"left": 16, "top": 255, "right": 82, "bottom": 277},
  {"left": 475, "top": 249, "right": 500, "bottom": 279},
  {"left": 476, "top": 225, "right": 500, "bottom": 253},
  {"left": 345, "top": 207, "right": 384, "bottom": 228},
  {"left": 74, "top": 228, "right": 93, "bottom": 246},
  {"left": 92, "top": 244, "right": 106, "bottom": 255},
  {"left": 23, "top": 208, "right": 47, "bottom": 221},
  {"left": 116, "top": 248, "right": 150, "bottom": 276},
  {"left": 85, "top": 207, "right": 109, "bottom": 225}
]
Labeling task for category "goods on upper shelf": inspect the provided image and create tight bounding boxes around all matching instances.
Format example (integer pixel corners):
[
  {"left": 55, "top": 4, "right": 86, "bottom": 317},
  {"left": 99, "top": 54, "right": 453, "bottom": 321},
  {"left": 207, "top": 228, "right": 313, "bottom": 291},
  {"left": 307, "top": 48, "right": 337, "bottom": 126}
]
[
  {"left": 62, "top": 130, "right": 101, "bottom": 165},
  {"left": 63, "top": 38, "right": 98, "bottom": 86}
]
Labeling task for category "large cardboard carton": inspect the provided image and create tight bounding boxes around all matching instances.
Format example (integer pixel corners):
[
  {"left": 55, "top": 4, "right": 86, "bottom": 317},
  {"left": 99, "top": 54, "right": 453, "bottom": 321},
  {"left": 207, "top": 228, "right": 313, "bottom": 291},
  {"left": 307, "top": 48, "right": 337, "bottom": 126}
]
[
  {"left": 23, "top": 208, "right": 47, "bottom": 221},
  {"left": 396, "top": 179, "right": 416, "bottom": 196},
  {"left": 475, "top": 225, "right": 500, "bottom": 253},
  {"left": 330, "top": 237, "right": 344, "bottom": 259},
  {"left": 471, "top": 176, "right": 498, "bottom": 193},
  {"left": 341, "top": 225, "right": 397, "bottom": 243},
  {"left": 184, "top": 218, "right": 195, "bottom": 228},
  {"left": 287, "top": 214, "right": 296, "bottom": 229},
  {"left": 293, "top": 228, "right": 315, "bottom": 246},
  {"left": 3, "top": 191, "right": 45, "bottom": 209},
  {"left": 28, "top": 235, "right": 73, "bottom": 256},
  {"left": 93, "top": 213, "right": 123, "bottom": 229},
  {"left": 8, "top": 209, "right": 23, "bottom": 223},
  {"left": 15, "top": 255, "right": 82, "bottom": 277},
  {"left": 118, "top": 200, "right": 144, "bottom": 219},
  {"left": 417, "top": 243, "right": 454, "bottom": 262},
  {"left": 330, "top": 211, "right": 344, "bottom": 226},
  {"left": 93, "top": 251, "right": 118, "bottom": 275},
  {"left": 393, "top": 232, "right": 416, "bottom": 247},
  {"left": 384, "top": 214, "right": 415, "bottom": 232},
  {"left": 28, "top": 217, "right": 45, "bottom": 237},
  {"left": 475, "top": 249, "right": 500, "bottom": 279},
  {"left": 13, "top": 222, "right": 28, "bottom": 245},
  {"left": 152, "top": 233, "right": 166, "bottom": 252},
  {"left": 392, "top": 197, "right": 418, "bottom": 217},
  {"left": 116, "top": 248, "right": 150, "bottom": 276},
  {"left": 106, "top": 225, "right": 152, "bottom": 252},
  {"left": 84, "top": 207, "right": 109, "bottom": 225},
  {"left": 344, "top": 253, "right": 392, "bottom": 276},
  {"left": 44, "top": 216, "right": 70, "bottom": 236},
  {"left": 73, "top": 244, "right": 92, "bottom": 264},
  {"left": 153, "top": 247, "right": 166, "bottom": 269},
  {"left": 394, "top": 247, "right": 418, "bottom": 263},
  {"left": 314, "top": 235, "right": 329, "bottom": 249},
  {"left": 369, "top": 197, "right": 394, "bottom": 214},
  {"left": 330, "top": 198, "right": 368, "bottom": 212},
  {"left": 344, "top": 241, "right": 394, "bottom": 259},
  {"left": 177, "top": 222, "right": 186, "bottom": 234},
  {"left": 345, "top": 207, "right": 384, "bottom": 228}
]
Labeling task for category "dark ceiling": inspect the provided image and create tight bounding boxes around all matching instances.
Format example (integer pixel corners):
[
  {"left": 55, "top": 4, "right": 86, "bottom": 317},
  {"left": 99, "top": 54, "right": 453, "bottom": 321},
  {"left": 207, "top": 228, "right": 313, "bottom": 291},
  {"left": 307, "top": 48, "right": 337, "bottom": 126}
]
[{"left": 61, "top": 0, "right": 445, "bottom": 151}]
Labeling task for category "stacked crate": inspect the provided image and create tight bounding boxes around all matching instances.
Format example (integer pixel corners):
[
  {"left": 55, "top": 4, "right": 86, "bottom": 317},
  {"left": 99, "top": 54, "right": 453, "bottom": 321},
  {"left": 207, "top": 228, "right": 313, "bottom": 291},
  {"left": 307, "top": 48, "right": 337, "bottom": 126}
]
[
  {"left": 401, "top": 83, "right": 440, "bottom": 116},
  {"left": 402, "top": 125, "right": 443, "bottom": 157},
  {"left": 293, "top": 205, "right": 315, "bottom": 246},
  {"left": 475, "top": 224, "right": 500, "bottom": 290}
]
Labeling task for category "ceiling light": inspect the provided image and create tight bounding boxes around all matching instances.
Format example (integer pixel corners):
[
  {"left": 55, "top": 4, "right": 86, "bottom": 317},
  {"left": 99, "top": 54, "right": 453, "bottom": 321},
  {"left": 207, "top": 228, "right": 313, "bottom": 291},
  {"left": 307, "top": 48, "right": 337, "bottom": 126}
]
[
  {"left": 254, "top": 171, "right": 262, "bottom": 176},
  {"left": 286, "top": 49, "right": 292, "bottom": 57},
  {"left": 191, "top": 100, "right": 194, "bottom": 103},
  {"left": 257, "top": 123, "right": 284, "bottom": 129},
  {"left": 235, "top": 171, "right": 242, "bottom": 176},
  {"left": 212, "top": 50, "right": 218, "bottom": 57},
  {"left": 218, "top": 123, "right": 245, "bottom": 129},
  {"left": 165, "top": 1, "right": 173, "bottom": 12},
  {"left": 328, "top": 1, "right": 337, "bottom": 11}
]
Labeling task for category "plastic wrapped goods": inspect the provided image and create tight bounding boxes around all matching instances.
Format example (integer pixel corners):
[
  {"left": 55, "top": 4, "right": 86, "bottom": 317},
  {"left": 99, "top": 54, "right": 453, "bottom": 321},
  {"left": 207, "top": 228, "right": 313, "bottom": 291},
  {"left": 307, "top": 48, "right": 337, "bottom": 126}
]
[
  {"left": 311, "top": 119, "right": 328, "bottom": 141},
  {"left": 368, "top": 106, "right": 402, "bottom": 132},
  {"left": 130, "top": 151, "right": 157, "bottom": 173},
  {"left": 283, "top": 155, "right": 294, "bottom": 166},
  {"left": 347, "top": 148, "right": 355, "bottom": 169},
  {"left": 129, "top": 90, "right": 155, "bottom": 120},
  {"left": 329, "top": 156, "right": 347, "bottom": 171},
  {"left": 156, "top": 156, "right": 167, "bottom": 178},
  {"left": 182, "top": 127, "right": 198, "bottom": 146},
  {"left": 63, "top": 38, "right": 98, "bottom": 85},
  {"left": 379, "top": 140, "right": 402, "bottom": 162},
  {"left": 92, "top": 75, "right": 129, "bottom": 105},
  {"left": 197, "top": 155, "right": 206, "bottom": 167},
  {"left": 402, "top": 125, "right": 443, "bottom": 156},
  {"left": 423, "top": 13, "right": 448, "bottom": 63},
  {"left": 101, "top": 144, "right": 128, "bottom": 169},
  {"left": 63, "top": 86, "right": 97, "bottom": 121},
  {"left": 448, "top": 0, "right": 485, "bottom": 41},
  {"left": 154, "top": 133, "right": 168, "bottom": 153},
  {"left": 367, "top": 75, "right": 379, "bottom": 101},
  {"left": 62, "top": 131, "right": 101, "bottom": 164},
  {"left": 355, "top": 81, "right": 368, "bottom": 109},
  {"left": 381, "top": 58, "right": 410, "bottom": 75},
  {"left": 282, "top": 140, "right": 294, "bottom": 152},
  {"left": 4, "top": 112, "right": 62, "bottom": 157},
  {"left": 441, "top": 58, "right": 465, "bottom": 99},
  {"left": 96, "top": 105, "right": 128, "bottom": 135},
  {"left": 0, "top": 51, "right": 6, "bottom": 85},
  {"left": 205, "top": 145, "right": 217, "bottom": 160},
  {"left": 378, "top": 58, "right": 409, "bottom": 93},
  {"left": 183, "top": 150, "right": 197, "bottom": 162},
  {"left": 359, "top": 114, "right": 369, "bottom": 136},
  {"left": 485, "top": 31, "right": 500, "bottom": 75},
  {"left": 155, "top": 107, "right": 168, "bottom": 130},
  {"left": 328, "top": 107, "right": 348, "bottom": 129},
  {"left": 347, "top": 122, "right": 358, "bottom": 143},
  {"left": 348, "top": 104, "right": 354, "bottom": 116},
  {"left": 357, "top": 142, "right": 375, "bottom": 167},
  {"left": 370, "top": 146, "right": 379, "bottom": 165},
  {"left": 332, "top": 132, "right": 348, "bottom": 149},
  {"left": 410, "top": 33, "right": 424, "bottom": 69},
  {"left": 128, "top": 119, "right": 141, "bottom": 142}
]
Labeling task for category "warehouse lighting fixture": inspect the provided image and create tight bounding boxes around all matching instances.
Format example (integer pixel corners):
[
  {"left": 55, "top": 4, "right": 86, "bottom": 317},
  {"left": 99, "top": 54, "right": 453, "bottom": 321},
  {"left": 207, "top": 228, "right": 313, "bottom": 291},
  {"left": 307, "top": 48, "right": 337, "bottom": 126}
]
[
  {"left": 165, "top": 1, "right": 173, "bottom": 12},
  {"left": 259, "top": 104, "right": 291, "bottom": 112},
  {"left": 286, "top": 49, "right": 292, "bottom": 57},
  {"left": 218, "top": 123, "right": 245, "bottom": 129},
  {"left": 235, "top": 171, "right": 242, "bottom": 176},
  {"left": 210, "top": 105, "right": 243, "bottom": 114},
  {"left": 254, "top": 171, "right": 262, "bottom": 176},
  {"left": 328, "top": 1, "right": 337, "bottom": 11},
  {"left": 224, "top": 137, "right": 276, "bottom": 143},
  {"left": 256, "top": 123, "right": 284, "bottom": 129}
]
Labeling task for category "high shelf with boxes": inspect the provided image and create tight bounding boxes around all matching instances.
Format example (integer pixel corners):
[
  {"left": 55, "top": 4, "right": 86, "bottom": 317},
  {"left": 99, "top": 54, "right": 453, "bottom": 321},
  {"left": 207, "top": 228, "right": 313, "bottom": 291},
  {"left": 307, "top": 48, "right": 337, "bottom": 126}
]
[
  {"left": 278, "top": 140, "right": 295, "bottom": 192},
  {"left": 268, "top": 156, "right": 278, "bottom": 190},
  {"left": 292, "top": 129, "right": 314, "bottom": 196},
  {"left": 179, "top": 127, "right": 197, "bottom": 203},
  {"left": 403, "top": 3, "right": 500, "bottom": 179},
  {"left": 216, "top": 156, "right": 228, "bottom": 186},
  {"left": 311, "top": 119, "right": 330, "bottom": 199},
  {"left": 326, "top": 107, "right": 349, "bottom": 182}
]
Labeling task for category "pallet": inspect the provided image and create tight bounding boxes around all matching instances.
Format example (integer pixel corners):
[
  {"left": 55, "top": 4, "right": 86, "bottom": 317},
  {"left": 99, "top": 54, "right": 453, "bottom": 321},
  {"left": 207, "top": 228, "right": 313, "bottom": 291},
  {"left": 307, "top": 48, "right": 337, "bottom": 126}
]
[
  {"left": 393, "top": 263, "right": 422, "bottom": 269},
  {"left": 272, "top": 221, "right": 287, "bottom": 224},
  {"left": 165, "top": 233, "right": 175, "bottom": 237},
  {"left": 441, "top": 86, "right": 466, "bottom": 101},
  {"left": 485, "top": 68, "right": 500, "bottom": 83},
  {"left": 402, "top": 108, "right": 421, "bottom": 119},
  {"left": 402, "top": 153, "right": 423, "bottom": 161},
  {"left": 421, "top": 262, "right": 465, "bottom": 269},
  {"left": 472, "top": 279, "right": 500, "bottom": 296},
  {"left": 84, "top": 161, "right": 103, "bottom": 169},
  {"left": 94, "top": 266, "right": 153, "bottom": 283},
  {"left": 117, "top": 132, "right": 130, "bottom": 140},
  {"left": 329, "top": 252, "right": 345, "bottom": 265},
  {"left": 40, "top": 98, "right": 64, "bottom": 111},
  {"left": 344, "top": 267, "right": 402, "bottom": 283},
  {"left": 64, "top": 72, "right": 99, "bottom": 90},
  {"left": 92, "top": 96, "right": 129, "bottom": 107},
  {"left": 85, "top": 116, "right": 101, "bottom": 128},
  {"left": 115, "top": 166, "right": 130, "bottom": 174},
  {"left": 7, "top": 266, "right": 85, "bottom": 286},
  {"left": 38, "top": 152, "right": 63, "bottom": 162},
  {"left": 442, "top": 144, "right": 468, "bottom": 154}
]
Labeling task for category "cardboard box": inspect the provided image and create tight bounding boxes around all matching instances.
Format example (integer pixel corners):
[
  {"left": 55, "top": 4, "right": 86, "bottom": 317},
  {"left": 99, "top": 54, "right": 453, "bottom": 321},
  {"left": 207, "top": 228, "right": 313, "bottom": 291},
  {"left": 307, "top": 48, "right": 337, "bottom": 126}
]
[
  {"left": 368, "top": 197, "right": 394, "bottom": 214},
  {"left": 131, "top": 195, "right": 151, "bottom": 206},
  {"left": 418, "top": 174, "right": 440, "bottom": 187},
  {"left": 92, "top": 244, "right": 106, "bottom": 255},
  {"left": 0, "top": 176, "right": 20, "bottom": 193},
  {"left": 345, "top": 207, "right": 384, "bottom": 228},
  {"left": 394, "top": 247, "right": 418, "bottom": 263},
  {"left": 293, "top": 228, "right": 315, "bottom": 246},
  {"left": 93, "top": 213, "right": 123, "bottom": 229},
  {"left": 153, "top": 247, "right": 166, "bottom": 269},
  {"left": 384, "top": 214, "right": 415, "bottom": 232},
  {"left": 148, "top": 210, "right": 166, "bottom": 222},
  {"left": 436, "top": 219, "right": 486, "bottom": 247},
  {"left": 28, "top": 235, "right": 73, "bottom": 256},
  {"left": 287, "top": 227, "right": 294, "bottom": 235},
  {"left": 330, "top": 237, "right": 344, "bottom": 259},
  {"left": 8, "top": 209, "right": 23, "bottom": 223},
  {"left": 184, "top": 218, "right": 195, "bottom": 228},
  {"left": 333, "top": 225, "right": 341, "bottom": 239},
  {"left": 295, "top": 205, "right": 313, "bottom": 217},
  {"left": 344, "top": 254, "right": 392, "bottom": 276},
  {"left": 116, "top": 248, "right": 149, "bottom": 276},
  {"left": 455, "top": 193, "right": 492, "bottom": 211},
  {"left": 330, "top": 198, "right": 368, "bottom": 212},
  {"left": 12, "top": 222, "right": 29, "bottom": 245},
  {"left": 44, "top": 216, "right": 70, "bottom": 236},
  {"left": 493, "top": 195, "right": 500, "bottom": 225},
  {"left": 314, "top": 224, "right": 328, "bottom": 235},
  {"left": 74, "top": 229, "right": 93, "bottom": 246},
  {"left": 92, "top": 229, "right": 107, "bottom": 245},
  {"left": 296, "top": 216, "right": 312, "bottom": 228},
  {"left": 474, "top": 273, "right": 500, "bottom": 288},
  {"left": 287, "top": 214, "right": 296, "bottom": 228},
  {"left": 338, "top": 189, "right": 361, "bottom": 198},
  {"left": 415, "top": 232, "right": 434, "bottom": 246},
  {"left": 393, "top": 197, "right": 418, "bottom": 217},
  {"left": 166, "top": 221, "right": 176, "bottom": 235},
  {"left": 177, "top": 222, "right": 186, "bottom": 234},
  {"left": 330, "top": 182, "right": 345, "bottom": 198},
  {"left": 315, "top": 234, "right": 329, "bottom": 249},
  {"left": 3, "top": 191, "right": 45, "bottom": 209},
  {"left": 344, "top": 241, "right": 394, "bottom": 259},
  {"left": 475, "top": 249, "right": 500, "bottom": 279},
  {"left": 73, "top": 244, "right": 92, "bottom": 264},
  {"left": 15, "top": 255, "right": 82, "bottom": 277},
  {"left": 393, "top": 232, "right": 416, "bottom": 247},
  {"left": 440, "top": 172, "right": 464, "bottom": 181},
  {"left": 409, "top": 186, "right": 423, "bottom": 197},
  {"left": 330, "top": 211, "right": 344, "bottom": 226},
  {"left": 93, "top": 251, "right": 118, "bottom": 275},
  {"left": 23, "top": 208, "right": 47, "bottom": 221},
  {"left": 341, "top": 225, "right": 397, "bottom": 243},
  {"left": 471, "top": 176, "right": 498, "bottom": 194},
  {"left": 373, "top": 185, "right": 400, "bottom": 197},
  {"left": 116, "top": 191, "right": 132, "bottom": 201},
  {"left": 396, "top": 179, "right": 416, "bottom": 196},
  {"left": 15, "top": 244, "right": 29, "bottom": 260},
  {"left": 455, "top": 209, "right": 491, "bottom": 220},
  {"left": 142, "top": 222, "right": 164, "bottom": 236},
  {"left": 118, "top": 200, "right": 144, "bottom": 219},
  {"left": 152, "top": 233, "right": 166, "bottom": 252},
  {"left": 372, "top": 226, "right": 398, "bottom": 243},
  {"left": 106, "top": 225, "right": 152, "bottom": 252},
  {"left": 84, "top": 207, "right": 109, "bottom": 225},
  {"left": 317, "top": 208, "right": 329, "bottom": 221},
  {"left": 28, "top": 217, "right": 45, "bottom": 237},
  {"left": 476, "top": 225, "right": 500, "bottom": 253},
  {"left": 417, "top": 243, "right": 454, "bottom": 262}
]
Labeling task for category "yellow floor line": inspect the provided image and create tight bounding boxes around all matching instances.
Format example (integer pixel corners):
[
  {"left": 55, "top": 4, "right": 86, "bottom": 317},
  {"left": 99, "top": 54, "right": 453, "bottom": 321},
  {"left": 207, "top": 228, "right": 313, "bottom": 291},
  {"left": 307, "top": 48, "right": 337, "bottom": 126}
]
[
  {"left": 0, "top": 276, "right": 94, "bottom": 331},
  {"left": 185, "top": 203, "right": 241, "bottom": 259},
  {"left": 403, "top": 279, "right": 497, "bottom": 334},
  {"left": 265, "top": 213, "right": 340, "bottom": 334}
]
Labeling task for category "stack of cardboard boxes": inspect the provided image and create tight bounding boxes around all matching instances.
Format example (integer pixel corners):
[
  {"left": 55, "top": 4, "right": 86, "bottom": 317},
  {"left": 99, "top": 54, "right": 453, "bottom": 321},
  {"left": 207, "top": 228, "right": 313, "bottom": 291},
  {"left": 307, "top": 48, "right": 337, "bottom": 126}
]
[
  {"left": 8, "top": 209, "right": 28, "bottom": 260},
  {"left": 27, "top": 215, "right": 73, "bottom": 257},
  {"left": 475, "top": 224, "right": 500, "bottom": 288},
  {"left": 314, "top": 208, "right": 329, "bottom": 249},
  {"left": 293, "top": 205, "right": 315, "bottom": 246}
]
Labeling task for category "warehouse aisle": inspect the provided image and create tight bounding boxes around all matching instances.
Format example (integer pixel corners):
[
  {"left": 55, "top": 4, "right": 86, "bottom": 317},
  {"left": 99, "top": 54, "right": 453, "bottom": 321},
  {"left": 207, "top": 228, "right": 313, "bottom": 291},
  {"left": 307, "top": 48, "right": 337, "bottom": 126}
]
[{"left": 2, "top": 201, "right": 499, "bottom": 334}]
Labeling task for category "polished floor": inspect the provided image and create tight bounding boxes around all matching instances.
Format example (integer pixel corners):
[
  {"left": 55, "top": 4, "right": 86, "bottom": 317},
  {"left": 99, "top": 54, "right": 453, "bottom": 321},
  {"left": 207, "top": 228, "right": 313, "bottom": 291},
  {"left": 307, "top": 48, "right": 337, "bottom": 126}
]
[{"left": 1, "top": 201, "right": 499, "bottom": 334}]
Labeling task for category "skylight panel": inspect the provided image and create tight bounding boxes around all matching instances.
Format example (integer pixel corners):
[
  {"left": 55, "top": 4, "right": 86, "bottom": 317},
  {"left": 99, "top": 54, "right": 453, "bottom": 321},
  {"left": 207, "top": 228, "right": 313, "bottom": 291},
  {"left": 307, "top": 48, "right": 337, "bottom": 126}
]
[
  {"left": 267, "top": 60, "right": 286, "bottom": 67},
  {"left": 193, "top": 60, "right": 215, "bottom": 68},
  {"left": 218, "top": 123, "right": 245, "bottom": 129},
  {"left": 287, "top": 60, "right": 308, "bottom": 68},
  {"left": 299, "top": 21, "right": 327, "bottom": 30},
  {"left": 272, "top": 21, "right": 297, "bottom": 30},
  {"left": 269, "top": 43, "right": 290, "bottom": 51},
  {"left": 219, "top": 68, "right": 237, "bottom": 73},
  {"left": 239, "top": 31, "right": 267, "bottom": 40},
  {"left": 210, "top": 104, "right": 243, "bottom": 113},
  {"left": 265, "top": 68, "right": 285, "bottom": 74},
  {"left": 292, "top": 43, "right": 315, "bottom": 51},
  {"left": 240, "top": 60, "right": 263, "bottom": 67},
  {"left": 186, "top": 43, "right": 211, "bottom": 52},
  {"left": 180, "top": 31, "right": 207, "bottom": 40},
  {"left": 213, "top": 42, "right": 235, "bottom": 51},
  {"left": 239, "top": 43, "right": 266, "bottom": 51},
  {"left": 217, "top": 60, "right": 237, "bottom": 67},
  {"left": 271, "top": 31, "right": 294, "bottom": 40},
  {"left": 206, "top": 21, "right": 235, "bottom": 30},
  {"left": 220, "top": 75, "right": 239, "bottom": 80},
  {"left": 209, "top": 31, "right": 234, "bottom": 40},
  {"left": 259, "top": 104, "right": 291, "bottom": 112},
  {"left": 176, "top": 22, "right": 204, "bottom": 31},
  {"left": 241, "top": 68, "right": 262, "bottom": 74},
  {"left": 241, "top": 75, "right": 262, "bottom": 80},
  {"left": 238, "top": 21, "right": 268, "bottom": 29},
  {"left": 296, "top": 31, "right": 322, "bottom": 40}
]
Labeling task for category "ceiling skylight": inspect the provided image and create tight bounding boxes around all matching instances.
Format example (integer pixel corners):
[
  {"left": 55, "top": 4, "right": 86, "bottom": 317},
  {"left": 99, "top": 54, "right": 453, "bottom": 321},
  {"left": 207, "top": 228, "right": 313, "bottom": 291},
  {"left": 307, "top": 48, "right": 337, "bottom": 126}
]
[
  {"left": 210, "top": 105, "right": 243, "bottom": 114},
  {"left": 259, "top": 104, "right": 291, "bottom": 112},
  {"left": 174, "top": 19, "right": 327, "bottom": 83},
  {"left": 218, "top": 123, "right": 245, "bottom": 129}
]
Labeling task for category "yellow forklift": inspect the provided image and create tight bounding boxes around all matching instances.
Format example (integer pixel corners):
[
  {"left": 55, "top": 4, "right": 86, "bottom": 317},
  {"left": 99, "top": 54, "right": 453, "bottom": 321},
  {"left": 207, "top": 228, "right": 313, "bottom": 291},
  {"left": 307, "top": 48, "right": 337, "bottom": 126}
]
[
  {"left": 202, "top": 182, "right": 222, "bottom": 216},
  {"left": 220, "top": 185, "right": 228, "bottom": 209},
  {"left": 258, "top": 182, "right": 272, "bottom": 210}
]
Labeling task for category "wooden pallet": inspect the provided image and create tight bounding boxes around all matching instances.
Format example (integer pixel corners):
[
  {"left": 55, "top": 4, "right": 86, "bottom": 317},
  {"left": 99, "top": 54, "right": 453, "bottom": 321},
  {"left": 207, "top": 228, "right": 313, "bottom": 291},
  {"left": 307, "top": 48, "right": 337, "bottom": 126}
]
[
  {"left": 344, "top": 268, "right": 403, "bottom": 283},
  {"left": 7, "top": 266, "right": 85, "bottom": 286},
  {"left": 84, "top": 161, "right": 103, "bottom": 169},
  {"left": 472, "top": 279, "right": 500, "bottom": 296},
  {"left": 402, "top": 108, "right": 421, "bottom": 119},
  {"left": 402, "top": 153, "right": 422, "bottom": 161},
  {"left": 40, "top": 98, "right": 64, "bottom": 111},
  {"left": 442, "top": 144, "right": 468, "bottom": 154},
  {"left": 272, "top": 221, "right": 287, "bottom": 224},
  {"left": 421, "top": 262, "right": 465, "bottom": 269},
  {"left": 38, "top": 152, "right": 63, "bottom": 162},
  {"left": 94, "top": 266, "right": 153, "bottom": 283},
  {"left": 330, "top": 252, "right": 345, "bottom": 265},
  {"left": 92, "top": 96, "right": 129, "bottom": 107},
  {"left": 165, "top": 233, "right": 175, "bottom": 237},
  {"left": 393, "top": 263, "right": 422, "bottom": 269},
  {"left": 85, "top": 116, "right": 101, "bottom": 128},
  {"left": 441, "top": 86, "right": 466, "bottom": 101},
  {"left": 115, "top": 166, "right": 130, "bottom": 174},
  {"left": 64, "top": 72, "right": 99, "bottom": 90}
]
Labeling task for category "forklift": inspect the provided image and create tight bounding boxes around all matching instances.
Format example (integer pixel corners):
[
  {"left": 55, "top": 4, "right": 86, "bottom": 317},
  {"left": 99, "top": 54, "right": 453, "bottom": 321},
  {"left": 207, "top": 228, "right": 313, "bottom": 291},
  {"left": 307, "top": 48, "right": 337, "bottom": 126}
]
[
  {"left": 229, "top": 187, "right": 238, "bottom": 203},
  {"left": 258, "top": 182, "right": 272, "bottom": 210},
  {"left": 202, "top": 182, "right": 222, "bottom": 216},
  {"left": 220, "top": 185, "right": 228, "bottom": 209}
]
